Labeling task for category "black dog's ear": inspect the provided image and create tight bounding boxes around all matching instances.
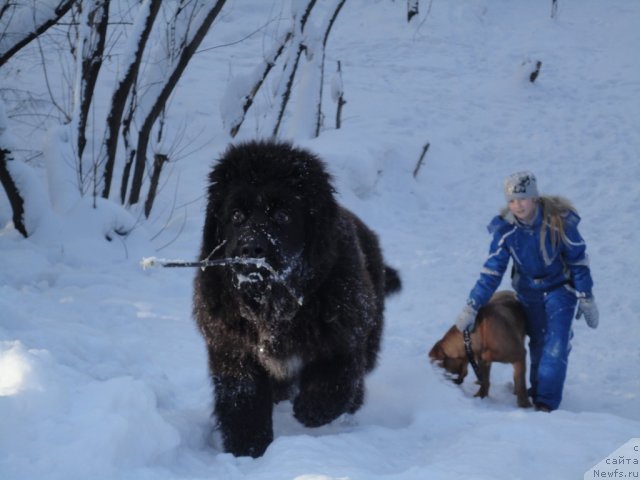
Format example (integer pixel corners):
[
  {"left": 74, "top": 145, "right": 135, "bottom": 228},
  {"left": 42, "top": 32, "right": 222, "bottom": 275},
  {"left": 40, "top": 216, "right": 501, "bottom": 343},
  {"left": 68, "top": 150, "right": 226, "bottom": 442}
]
[
  {"left": 297, "top": 155, "right": 338, "bottom": 268},
  {"left": 200, "top": 207, "right": 221, "bottom": 261},
  {"left": 199, "top": 169, "right": 226, "bottom": 261},
  {"left": 304, "top": 194, "right": 338, "bottom": 269}
]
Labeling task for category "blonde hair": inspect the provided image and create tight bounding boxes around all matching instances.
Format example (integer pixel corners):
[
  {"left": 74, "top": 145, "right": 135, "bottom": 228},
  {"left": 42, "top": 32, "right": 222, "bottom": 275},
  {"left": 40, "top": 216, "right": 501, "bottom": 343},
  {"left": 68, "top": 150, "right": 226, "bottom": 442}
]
[{"left": 501, "top": 195, "right": 578, "bottom": 265}]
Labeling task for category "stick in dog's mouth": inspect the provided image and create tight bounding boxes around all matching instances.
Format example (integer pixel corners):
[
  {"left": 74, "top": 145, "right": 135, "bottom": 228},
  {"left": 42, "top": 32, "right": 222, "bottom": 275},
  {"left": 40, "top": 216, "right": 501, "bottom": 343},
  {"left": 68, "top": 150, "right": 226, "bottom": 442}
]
[{"left": 141, "top": 256, "right": 304, "bottom": 306}]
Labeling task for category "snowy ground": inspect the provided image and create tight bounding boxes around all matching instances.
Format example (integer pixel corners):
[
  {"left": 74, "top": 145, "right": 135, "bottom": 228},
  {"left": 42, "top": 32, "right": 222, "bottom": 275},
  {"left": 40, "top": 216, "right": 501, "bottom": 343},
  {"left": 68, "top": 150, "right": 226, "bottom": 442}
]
[{"left": 1, "top": 1, "right": 639, "bottom": 479}]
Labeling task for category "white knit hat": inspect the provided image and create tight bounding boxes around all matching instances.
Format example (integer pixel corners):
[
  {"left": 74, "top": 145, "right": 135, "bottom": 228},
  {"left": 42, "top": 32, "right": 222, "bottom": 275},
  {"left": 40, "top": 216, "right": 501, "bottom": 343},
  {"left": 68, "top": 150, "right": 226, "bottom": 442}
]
[{"left": 504, "top": 171, "right": 539, "bottom": 201}]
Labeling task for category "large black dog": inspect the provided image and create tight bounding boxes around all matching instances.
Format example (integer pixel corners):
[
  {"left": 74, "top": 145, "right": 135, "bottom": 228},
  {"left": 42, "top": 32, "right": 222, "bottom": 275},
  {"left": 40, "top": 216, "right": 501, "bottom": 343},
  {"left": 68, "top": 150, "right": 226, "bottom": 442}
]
[{"left": 193, "top": 140, "right": 401, "bottom": 457}]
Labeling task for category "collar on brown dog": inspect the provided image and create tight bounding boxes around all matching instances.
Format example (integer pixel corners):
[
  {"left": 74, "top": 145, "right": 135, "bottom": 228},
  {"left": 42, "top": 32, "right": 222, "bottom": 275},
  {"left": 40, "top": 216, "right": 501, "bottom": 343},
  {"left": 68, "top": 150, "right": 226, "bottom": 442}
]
[{"left": 463, "top": 327, "right": 483, "bottom": 383}]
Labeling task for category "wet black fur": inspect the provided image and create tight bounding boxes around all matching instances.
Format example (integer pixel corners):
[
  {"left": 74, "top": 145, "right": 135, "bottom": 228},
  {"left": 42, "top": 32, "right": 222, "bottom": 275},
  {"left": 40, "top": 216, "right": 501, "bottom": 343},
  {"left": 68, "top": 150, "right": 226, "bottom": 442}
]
[{"left": 193, "top": 140, "right": 401, "bottom": 457}]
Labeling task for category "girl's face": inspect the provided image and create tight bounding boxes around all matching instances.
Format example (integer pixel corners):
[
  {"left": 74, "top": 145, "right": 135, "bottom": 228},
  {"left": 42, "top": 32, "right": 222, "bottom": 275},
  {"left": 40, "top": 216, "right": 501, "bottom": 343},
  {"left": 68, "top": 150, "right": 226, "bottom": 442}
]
[{"left": 508, "top": 197, "right": 537, "bottom": 223}]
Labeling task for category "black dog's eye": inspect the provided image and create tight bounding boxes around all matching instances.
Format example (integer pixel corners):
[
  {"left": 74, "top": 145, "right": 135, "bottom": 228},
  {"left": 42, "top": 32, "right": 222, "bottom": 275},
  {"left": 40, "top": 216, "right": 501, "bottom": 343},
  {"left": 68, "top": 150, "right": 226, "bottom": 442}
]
[
  {"left": 273, "top": 209, "right": 291, "bottom": 225},
  {"left": 231, "top": 209, "right": 246, "bottom": 225}
]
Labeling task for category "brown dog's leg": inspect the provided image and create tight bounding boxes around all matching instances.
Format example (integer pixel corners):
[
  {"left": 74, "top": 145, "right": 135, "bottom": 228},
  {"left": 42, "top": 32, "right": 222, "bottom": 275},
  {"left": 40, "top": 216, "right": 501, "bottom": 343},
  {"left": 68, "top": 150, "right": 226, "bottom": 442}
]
[
  {"left": 474, "top": 361, "right": 491, "bottom": 398},
  {"left": 513, "top": 353, "right": 532, "bottom": 408},
  {"left": 452, "top": 361, "right": 468, "bottom": 385}
]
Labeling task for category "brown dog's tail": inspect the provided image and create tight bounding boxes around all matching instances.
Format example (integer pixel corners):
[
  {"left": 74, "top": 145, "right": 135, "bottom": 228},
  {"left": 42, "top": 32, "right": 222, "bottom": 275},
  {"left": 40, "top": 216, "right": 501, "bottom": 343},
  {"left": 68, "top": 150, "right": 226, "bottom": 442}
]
[{"left": 384, "top": 266, "right": 402, "bottom": 295}]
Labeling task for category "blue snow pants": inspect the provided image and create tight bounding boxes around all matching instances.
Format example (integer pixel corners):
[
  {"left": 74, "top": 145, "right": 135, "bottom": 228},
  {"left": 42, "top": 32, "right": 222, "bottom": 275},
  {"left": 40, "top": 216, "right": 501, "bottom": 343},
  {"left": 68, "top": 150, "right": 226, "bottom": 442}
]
[{"left": 517, "top": 285, "right": 577, "bottom": 410}]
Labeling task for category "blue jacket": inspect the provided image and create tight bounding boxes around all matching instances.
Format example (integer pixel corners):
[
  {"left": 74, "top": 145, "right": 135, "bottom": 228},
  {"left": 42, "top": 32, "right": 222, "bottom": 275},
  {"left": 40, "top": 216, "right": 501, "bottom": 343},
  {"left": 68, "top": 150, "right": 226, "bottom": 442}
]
[{"left": 468, "top": 206, "right": 593, "bottom": 309}]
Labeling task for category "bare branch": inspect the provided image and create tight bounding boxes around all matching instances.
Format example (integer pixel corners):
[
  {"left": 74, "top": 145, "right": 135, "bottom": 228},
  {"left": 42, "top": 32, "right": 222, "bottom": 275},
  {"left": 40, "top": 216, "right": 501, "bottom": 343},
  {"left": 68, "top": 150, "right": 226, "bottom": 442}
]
[
  {"left": 0, "top": 0, "right": 75, "bottom": 68},
  {"left": 35, "top": 32, "right": 71, "bottom": 122},
  {"left": 412, "top": 142, "right": 430, "bottom": 178}
]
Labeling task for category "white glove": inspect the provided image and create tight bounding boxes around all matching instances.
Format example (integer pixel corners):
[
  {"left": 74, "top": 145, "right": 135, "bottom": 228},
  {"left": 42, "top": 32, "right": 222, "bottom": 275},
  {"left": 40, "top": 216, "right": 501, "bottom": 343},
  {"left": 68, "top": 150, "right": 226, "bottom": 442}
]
[
  {"left": 455, "top": 303, "right": 477, "bottom": 331},
  {"left": 576, "top": 296, "right": 599, "bottom": 329}
]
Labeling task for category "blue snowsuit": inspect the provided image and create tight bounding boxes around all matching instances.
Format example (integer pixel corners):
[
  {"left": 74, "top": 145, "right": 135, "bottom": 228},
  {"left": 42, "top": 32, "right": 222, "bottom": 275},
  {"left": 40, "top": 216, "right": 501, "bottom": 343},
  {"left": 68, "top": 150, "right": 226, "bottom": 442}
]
[{"left": 467, "top": 206, "right": 593, "bottom": 410}]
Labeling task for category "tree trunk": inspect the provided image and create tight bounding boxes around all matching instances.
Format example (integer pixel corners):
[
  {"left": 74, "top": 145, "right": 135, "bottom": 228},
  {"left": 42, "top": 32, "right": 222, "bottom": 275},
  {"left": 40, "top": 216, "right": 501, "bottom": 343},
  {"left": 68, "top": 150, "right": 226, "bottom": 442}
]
[
  {"left": 101, "top": 0, "right": 161, "bottom": 200},
  {"left": 314, "top": 0, "right": 347, "bottom": 138},
  {"left": 144, "top": 153, "right": 168, "bottom": 218},
  {"left": 127, "top": 0, "right": 227, "bottom": 207},
  {"left": 271, "top": 0, "right": 318, "bottom": 138},
  {"left": 335, "top": 61, "right": 346, "bottom": 130},
  {"left": 407, "top": 0, "right": 419, "bottom": 22},
  {"left": 0, "top": 149, "right": 27, "bottom": 237},
  {"left": 228, "top": 30, "right": 293, "bottom": 138},
  {"left": 75, "top": 0, "right": 110, "bottom": 170}
]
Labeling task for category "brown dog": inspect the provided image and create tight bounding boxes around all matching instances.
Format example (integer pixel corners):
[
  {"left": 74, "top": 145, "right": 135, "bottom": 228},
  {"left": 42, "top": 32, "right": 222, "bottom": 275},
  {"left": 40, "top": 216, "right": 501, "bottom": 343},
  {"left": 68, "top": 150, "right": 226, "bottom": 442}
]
[{"left": 429, "top": 291, "right": 531, "bottom": 408}]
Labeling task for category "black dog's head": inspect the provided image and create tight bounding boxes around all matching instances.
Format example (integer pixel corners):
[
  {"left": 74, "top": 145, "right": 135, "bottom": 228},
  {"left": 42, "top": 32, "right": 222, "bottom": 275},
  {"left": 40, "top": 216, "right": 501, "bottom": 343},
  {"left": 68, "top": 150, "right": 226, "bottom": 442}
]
[{"left": 199, "top": 140, "right": 339, "bottom": 322}]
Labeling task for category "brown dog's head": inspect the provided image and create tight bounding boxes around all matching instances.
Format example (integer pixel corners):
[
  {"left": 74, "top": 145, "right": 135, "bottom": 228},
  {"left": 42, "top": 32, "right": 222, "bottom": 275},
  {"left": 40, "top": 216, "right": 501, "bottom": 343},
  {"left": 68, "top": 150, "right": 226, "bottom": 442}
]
[{"left": 428, "top": 326, "right": 469, "bottom": 384}]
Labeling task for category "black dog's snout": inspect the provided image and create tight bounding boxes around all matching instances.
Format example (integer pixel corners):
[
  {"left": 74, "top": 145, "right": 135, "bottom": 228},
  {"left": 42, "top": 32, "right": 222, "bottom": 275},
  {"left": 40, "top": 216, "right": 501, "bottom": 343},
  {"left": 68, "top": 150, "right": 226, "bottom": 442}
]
[{"left": 238, "top": 236, "right": 267, "bottom": 258}]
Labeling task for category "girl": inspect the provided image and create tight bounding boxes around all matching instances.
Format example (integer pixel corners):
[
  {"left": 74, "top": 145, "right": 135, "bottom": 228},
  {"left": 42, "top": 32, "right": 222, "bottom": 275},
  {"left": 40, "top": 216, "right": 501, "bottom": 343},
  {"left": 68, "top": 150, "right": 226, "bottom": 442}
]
[{"left": 455, "top": 171, "right": 598, "bottom": 411}]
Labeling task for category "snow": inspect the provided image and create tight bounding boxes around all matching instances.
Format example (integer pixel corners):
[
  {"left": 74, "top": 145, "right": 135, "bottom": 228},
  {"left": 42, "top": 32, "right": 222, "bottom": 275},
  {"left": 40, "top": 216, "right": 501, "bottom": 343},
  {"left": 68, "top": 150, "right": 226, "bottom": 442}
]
[{"left": 1, "top": 1, "right": 639, "bottom": 479}]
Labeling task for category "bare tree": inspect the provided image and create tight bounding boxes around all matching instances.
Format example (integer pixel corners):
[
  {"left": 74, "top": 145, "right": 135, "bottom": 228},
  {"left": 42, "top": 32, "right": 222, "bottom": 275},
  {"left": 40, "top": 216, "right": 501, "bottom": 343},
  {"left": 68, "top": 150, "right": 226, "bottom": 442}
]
[
  {"left": 0, "top": 0, "right": 232, "bottom": 236},
  {"left": 0, "top": 147, "right": 27, "bottom": 237},
  {"left": 73, "top": 0, "right": 109, "bottom": 179},
  {"left": 314, "top": 0, "right": 347, "bottom": 138},
  {"left": 223, "top": 0, "right": 348, "bottom": 140},
  {"left": 227, "top": 29, "right": 293, "bottom": 138},
  {"left": 1, "top": 0, "right": 357, "bottom": 238},
  {"left": 143, "top": 152, "right": 167, "bottom": 218},
  {"left": 271, "top": 0, "right": 317, "bottom": 138},
  {"left": 125, "top": 0, "right": 227, "bottom": 209},
  {"left": 100, "top": 0, "right": 162, "bottom": 200}
]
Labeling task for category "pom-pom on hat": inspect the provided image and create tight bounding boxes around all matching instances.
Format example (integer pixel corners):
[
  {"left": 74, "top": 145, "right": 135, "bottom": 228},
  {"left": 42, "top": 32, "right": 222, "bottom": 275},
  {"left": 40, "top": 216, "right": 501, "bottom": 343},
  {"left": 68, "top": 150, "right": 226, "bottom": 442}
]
[{"left": 504, "top": 171, "right": 539, "bottom": 201}]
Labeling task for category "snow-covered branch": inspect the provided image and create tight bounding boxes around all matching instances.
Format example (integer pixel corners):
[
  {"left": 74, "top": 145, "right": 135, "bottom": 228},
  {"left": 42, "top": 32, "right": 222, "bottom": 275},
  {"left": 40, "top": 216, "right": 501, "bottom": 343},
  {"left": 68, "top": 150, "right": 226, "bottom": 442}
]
[
  {"left": 222, "top": 28, "right": 293, "bottom": 138},
  {"left": 0, "top": 0, "right": 74, "bottom": 67}
]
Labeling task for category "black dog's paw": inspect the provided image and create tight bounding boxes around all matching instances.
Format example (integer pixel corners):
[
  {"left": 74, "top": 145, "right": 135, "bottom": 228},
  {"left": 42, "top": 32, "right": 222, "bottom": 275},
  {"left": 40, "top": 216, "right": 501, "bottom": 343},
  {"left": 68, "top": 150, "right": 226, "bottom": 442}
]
[
  {"left": 293, "top": 379, "right": 363, "bottom": 428},
  {"left": 222, "top": 427, "right": 273, "bottom": 458},
  {"left": 293, "top": 392, "right": 344, "bottom": 427}
]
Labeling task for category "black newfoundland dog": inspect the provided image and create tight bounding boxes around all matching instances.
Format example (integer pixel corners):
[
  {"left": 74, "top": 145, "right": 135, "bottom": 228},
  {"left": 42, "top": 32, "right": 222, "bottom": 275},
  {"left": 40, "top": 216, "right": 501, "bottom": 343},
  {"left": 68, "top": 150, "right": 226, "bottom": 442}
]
[{"left": 193, "top": 140, "right": 401, "bottom": 457}]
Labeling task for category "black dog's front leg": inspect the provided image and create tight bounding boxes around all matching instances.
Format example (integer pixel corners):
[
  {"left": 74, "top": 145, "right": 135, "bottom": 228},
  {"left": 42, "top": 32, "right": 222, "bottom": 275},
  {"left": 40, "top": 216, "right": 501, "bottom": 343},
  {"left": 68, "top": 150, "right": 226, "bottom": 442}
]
[
  {"left": 212, "top": 367, "right": 273, "bottom": 457},
  {"left": 293, "top": 356, "right": 364, "bottom": 428}
]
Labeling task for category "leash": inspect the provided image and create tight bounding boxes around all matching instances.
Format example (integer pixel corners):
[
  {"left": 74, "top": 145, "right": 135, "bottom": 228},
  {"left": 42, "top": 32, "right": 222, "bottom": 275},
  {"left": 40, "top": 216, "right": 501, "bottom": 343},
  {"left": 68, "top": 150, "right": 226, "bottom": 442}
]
[{"left": 463, "top": 327, "right": 483, "bottom": 383}]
